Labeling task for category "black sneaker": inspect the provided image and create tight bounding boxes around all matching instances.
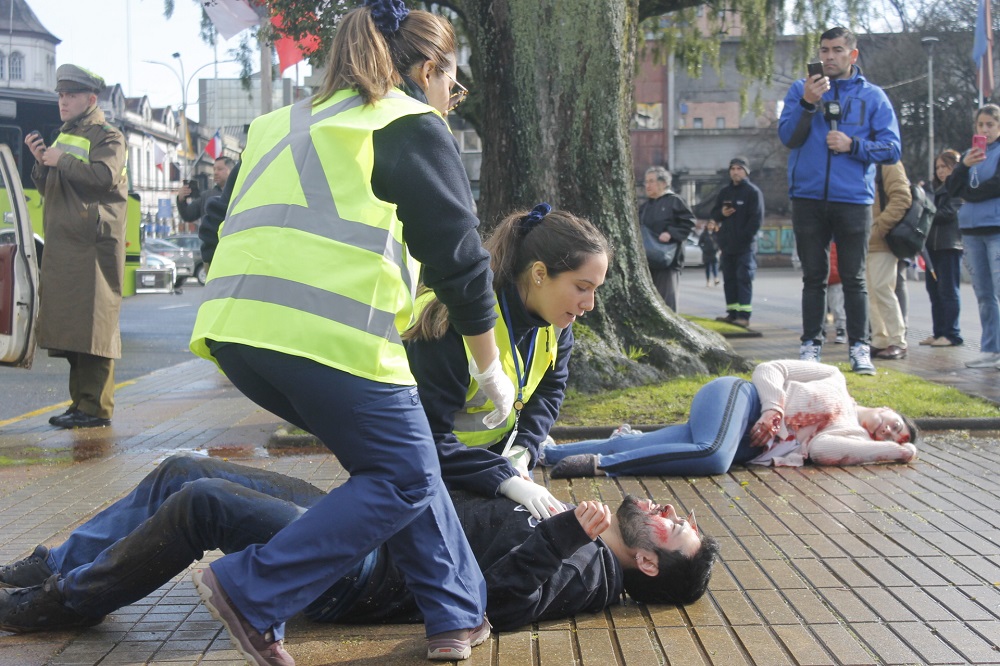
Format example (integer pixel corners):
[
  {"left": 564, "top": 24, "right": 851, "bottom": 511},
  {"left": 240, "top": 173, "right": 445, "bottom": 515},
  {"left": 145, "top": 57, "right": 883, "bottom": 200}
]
[
  {"left": 0, "top": 574, "right": 104, "bottom": 633},
  {"left": 0, "top": 546, "right": 54, "bottom": 589},
  {"left": 549, "top": 454, "right": 602, "bottom": 479}
]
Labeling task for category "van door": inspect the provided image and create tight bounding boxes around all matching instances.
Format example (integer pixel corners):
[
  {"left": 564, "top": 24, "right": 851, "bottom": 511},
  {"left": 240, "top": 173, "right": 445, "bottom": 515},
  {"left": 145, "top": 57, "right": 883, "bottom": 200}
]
[{"left": 0, "top": 143, "right": 38, "bottom": 368}]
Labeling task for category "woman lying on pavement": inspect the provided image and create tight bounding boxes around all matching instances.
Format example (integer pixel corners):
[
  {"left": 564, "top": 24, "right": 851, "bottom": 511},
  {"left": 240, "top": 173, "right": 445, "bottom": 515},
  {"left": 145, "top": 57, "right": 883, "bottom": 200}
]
[{"left": 540, "top": 360, "right": 919, "bottom": 479}]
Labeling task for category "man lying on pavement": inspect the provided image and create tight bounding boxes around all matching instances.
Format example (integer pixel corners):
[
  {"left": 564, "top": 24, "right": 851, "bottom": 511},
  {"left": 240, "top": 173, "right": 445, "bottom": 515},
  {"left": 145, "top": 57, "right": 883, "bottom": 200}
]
[{"left": 0, "top": 454, "right": 718, "bottom": 636}]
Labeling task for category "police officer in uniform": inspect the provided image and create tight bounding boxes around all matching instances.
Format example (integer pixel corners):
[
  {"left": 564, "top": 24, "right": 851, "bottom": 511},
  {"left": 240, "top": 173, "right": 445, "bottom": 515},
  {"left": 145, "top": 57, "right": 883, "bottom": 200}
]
[{"left": 24, "top": 65, "right": 128, "bottom": 429}]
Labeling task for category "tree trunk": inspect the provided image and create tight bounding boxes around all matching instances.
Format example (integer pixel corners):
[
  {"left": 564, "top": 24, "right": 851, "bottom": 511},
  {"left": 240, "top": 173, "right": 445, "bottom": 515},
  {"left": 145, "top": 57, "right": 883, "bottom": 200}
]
[{"left": 455, "top": 0, "right": 750, "bottom": 390}]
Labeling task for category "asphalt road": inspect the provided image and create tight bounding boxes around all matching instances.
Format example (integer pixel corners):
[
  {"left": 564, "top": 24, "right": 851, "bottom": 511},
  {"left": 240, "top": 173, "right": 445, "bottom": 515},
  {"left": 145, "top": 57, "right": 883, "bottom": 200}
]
[
  {"left": 2, "top": 265, "right": 985, "bottom": 423},
  {"left": 0, "top": 280, "right": 204, "bottom": 422}
]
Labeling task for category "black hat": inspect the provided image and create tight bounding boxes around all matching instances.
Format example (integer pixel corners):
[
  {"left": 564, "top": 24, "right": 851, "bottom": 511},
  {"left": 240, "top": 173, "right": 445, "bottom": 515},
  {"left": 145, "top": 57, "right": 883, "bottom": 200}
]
[
  {"left": 729, "top": 156, "right": 750, "bottom": 175},
  {"left": 55, "top": 64, "right": 105, "bottom": 94}
]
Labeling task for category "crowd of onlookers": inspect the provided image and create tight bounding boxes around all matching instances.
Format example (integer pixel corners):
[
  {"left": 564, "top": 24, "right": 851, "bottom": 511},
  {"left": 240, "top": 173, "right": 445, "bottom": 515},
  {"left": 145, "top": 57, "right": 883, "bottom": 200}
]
[{"left": 639, "top": 26, "right": 1000, "bottom": 374}]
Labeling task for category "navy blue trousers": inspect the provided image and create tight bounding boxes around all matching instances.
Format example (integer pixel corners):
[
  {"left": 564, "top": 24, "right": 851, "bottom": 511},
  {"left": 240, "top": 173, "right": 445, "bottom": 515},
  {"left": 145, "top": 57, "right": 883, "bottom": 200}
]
[
  {"left": 209, "top": 344, "right": 485, "bottom": 639},
  {"left": 541, "top": 377, "right": 761, "bottom": 476}
]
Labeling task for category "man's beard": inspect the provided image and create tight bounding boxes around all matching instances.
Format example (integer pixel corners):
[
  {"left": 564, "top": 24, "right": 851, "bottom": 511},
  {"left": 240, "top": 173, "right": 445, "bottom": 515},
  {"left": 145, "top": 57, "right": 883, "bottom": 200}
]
[{"left": 616, "top": 495, "right": 656, "bottom": 551}]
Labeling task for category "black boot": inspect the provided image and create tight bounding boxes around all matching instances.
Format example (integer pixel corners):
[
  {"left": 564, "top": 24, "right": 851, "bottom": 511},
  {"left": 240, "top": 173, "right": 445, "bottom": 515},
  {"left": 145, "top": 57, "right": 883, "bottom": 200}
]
[
  {"left": 0, "top": 545, "right": 53, "bottom": 589},
  {"left": 0, "top": 574, "right": 104, "bottom": 633}
]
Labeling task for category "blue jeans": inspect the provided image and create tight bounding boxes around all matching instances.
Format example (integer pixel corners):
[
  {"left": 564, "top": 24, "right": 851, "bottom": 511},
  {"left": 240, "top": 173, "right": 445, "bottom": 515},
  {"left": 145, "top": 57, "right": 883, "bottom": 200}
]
[
  {"left": 51, "top": 456, "right": 332, "bottom": 618},
  {"left": 720, "top": 250, "right": 757, "bottom": 317},
  {"left": 792, "top": 199, "right": 872, "bottom": 345},
  {"left": 925, "top": 249, "right": 963, "bottom": 344},
  {"left": 962, "top": 233, "right": 1000, "bottom": 353},
  {"left": 541, "top": 377, "right": 760, "bottom": 476},
  {"left": 211, "top": 344, "right": 485, "bottom": 639}
]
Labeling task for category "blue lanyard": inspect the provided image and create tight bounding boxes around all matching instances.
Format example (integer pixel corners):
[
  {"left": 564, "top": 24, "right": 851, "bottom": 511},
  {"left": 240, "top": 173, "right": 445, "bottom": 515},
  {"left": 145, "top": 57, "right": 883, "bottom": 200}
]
[{"left": 499, "top": 291, "right": 537, "bottom": 413}]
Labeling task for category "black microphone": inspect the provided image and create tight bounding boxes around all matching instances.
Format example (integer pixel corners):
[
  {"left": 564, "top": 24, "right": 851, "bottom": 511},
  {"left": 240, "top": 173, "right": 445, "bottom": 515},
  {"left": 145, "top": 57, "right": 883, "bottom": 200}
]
[{"left": 824, "top": 100, "right": 841, "bottom": 132}]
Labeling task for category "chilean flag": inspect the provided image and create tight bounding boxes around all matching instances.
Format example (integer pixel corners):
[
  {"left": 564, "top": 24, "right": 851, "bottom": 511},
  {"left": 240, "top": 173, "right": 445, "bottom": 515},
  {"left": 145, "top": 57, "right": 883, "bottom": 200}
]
[{"left": 205, "top": 130, "right": 223, "bottom": 159}]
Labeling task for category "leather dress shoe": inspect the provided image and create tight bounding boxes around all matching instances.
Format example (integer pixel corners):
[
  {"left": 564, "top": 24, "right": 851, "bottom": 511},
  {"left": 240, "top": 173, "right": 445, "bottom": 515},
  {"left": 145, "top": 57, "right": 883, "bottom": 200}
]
[
  {"left": 47, "top": 408, "right": 75, "bottom": 426},
  {"left": 50, "top": 410, "right": 111, "bottom": 429},
  {"left": 874, "top": 345, "right": 907, "bottom": 360}
]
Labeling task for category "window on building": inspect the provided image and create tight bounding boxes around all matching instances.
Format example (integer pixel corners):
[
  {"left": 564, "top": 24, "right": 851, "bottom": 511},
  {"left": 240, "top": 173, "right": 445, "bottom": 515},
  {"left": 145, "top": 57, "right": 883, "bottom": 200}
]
[
  {"left": 0, "top": 52, "right": 5, "bottom": 80},
  {"left": 716, "top": 117, "right": 726, "bottom": 128},
  {"left": 693, "top": 117, "right": 703, "bottom": 129},
  {"left": 9, "top": 52, "right": 23, "bottom": 81}
]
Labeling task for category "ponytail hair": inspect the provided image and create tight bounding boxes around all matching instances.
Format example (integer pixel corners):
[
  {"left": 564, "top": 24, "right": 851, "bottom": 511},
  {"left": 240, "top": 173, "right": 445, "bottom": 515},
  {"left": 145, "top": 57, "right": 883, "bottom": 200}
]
[
  {"left": 315, "top": 3, "right": 457, "bottom": 107},
  {"left": 405, "top": 207, "right": 612, "bottom": 341}
]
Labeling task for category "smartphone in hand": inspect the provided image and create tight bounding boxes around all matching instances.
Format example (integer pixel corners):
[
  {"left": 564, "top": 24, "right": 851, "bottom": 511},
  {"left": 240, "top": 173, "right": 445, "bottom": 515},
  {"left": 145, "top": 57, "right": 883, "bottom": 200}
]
[
  {"left": 973, "top": 134, "right": 988, "bottom": 153},
  {"left": 807, "top": 62, "right": 824, "bottom": 79}
]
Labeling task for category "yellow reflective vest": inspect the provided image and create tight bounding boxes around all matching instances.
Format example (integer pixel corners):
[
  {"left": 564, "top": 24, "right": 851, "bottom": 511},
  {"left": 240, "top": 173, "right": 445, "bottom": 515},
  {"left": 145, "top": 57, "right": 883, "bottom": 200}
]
[
  {"left": 191, "top": 89, "right": 437, "bottom": 385},
  {"left": 412, "top": 292, "right": 558, "bottom": 447}
]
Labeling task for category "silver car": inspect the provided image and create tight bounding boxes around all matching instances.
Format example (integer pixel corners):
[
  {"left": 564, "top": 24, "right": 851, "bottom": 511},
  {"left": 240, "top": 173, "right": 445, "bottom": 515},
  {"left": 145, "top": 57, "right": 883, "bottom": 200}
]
[
  {"left": 166, "top": 234, "right": 207, "bottom": 284},
  {"left": 143, "top": 238, "right": 194, "bottom": 288}
]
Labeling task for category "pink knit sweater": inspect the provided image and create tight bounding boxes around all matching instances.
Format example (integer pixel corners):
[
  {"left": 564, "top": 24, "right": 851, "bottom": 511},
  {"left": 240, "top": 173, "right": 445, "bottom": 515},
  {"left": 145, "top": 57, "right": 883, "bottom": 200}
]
[{"left": 749, "top": 360, "right": 917, "bottom": 467}]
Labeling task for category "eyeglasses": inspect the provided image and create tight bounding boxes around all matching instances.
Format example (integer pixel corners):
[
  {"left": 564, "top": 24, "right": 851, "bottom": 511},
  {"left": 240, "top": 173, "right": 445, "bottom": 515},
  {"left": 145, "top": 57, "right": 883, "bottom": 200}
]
[{"left": 438, "top": 67, "right": 469, "bottom": 112}]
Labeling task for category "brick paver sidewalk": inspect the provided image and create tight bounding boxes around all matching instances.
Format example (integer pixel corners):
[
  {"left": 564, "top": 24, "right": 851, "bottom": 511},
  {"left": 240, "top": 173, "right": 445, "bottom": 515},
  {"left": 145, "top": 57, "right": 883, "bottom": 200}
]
[{"left": 1, "top": 355, "right": 999, "bottom": 664}]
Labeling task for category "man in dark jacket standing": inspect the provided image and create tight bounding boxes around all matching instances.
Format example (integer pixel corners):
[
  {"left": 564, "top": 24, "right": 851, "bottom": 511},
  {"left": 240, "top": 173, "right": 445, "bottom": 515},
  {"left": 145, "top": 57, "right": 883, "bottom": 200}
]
[
  {"left": 711, "top": 157, "right": 763, "bottom": 327},
  {"left": 639, "top": 166, "right": 696, "bottom": 311},
  {"left": 778, "top": 26, "right": 901, "bottom": 375},
  {"left": 0, "top": 455, "right": 719, "bottom": 635},
  {"left": 23, "top": 65, "right": 127, "bottom": 429},
  {"left": 176, "top": 156, "right": 234, "bottom": 226}
]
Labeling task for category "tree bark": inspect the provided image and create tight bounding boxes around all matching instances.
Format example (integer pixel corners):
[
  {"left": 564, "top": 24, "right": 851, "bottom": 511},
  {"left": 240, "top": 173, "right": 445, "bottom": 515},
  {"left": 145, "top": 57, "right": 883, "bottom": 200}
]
[{"left": 454, "top": 0, "right": 749, "bottom": 390}]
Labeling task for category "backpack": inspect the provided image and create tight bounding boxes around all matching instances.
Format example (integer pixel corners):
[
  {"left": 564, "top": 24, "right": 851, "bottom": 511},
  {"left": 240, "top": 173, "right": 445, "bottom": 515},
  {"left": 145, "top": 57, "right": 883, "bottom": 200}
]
[{"left": 876, "top": 168, "right": 937, "bottom": 260}]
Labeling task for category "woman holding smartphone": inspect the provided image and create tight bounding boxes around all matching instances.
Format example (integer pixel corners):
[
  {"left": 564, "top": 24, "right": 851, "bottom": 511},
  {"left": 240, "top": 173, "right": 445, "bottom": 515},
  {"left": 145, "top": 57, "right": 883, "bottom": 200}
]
[{"left": 945, "top": 104, "right": 1000, "bottom": 369}]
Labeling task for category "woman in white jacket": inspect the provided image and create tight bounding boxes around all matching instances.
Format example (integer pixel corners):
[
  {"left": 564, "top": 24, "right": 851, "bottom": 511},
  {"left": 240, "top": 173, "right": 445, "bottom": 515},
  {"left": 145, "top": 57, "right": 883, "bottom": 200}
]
[{"left": 541, "top": 360, "right": 918, "bottom": 478}]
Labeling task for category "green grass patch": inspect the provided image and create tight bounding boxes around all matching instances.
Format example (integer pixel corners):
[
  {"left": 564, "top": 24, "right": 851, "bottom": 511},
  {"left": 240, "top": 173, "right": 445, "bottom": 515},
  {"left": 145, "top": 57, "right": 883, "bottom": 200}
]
[
  {"left": 559, "top": 364, "right": 999, "bottom": 427},
  {"left": 682, "top": 315, "right": 744, "bottom": 336}
]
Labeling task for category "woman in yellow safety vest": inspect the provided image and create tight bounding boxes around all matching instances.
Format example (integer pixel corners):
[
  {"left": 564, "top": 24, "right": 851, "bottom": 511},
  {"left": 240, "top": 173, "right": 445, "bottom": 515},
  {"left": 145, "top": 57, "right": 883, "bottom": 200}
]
[
  {"left": 188, "top": 2, "right": 514, "bottom": 663},
  {"left": 404, "top": 205, "right": 611, "bottom": 520}
]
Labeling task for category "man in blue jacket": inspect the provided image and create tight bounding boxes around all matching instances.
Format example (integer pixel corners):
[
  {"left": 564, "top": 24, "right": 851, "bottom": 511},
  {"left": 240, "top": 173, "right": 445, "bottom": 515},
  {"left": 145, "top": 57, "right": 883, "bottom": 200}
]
[
  {"left": 778, "top": 26, "right": 902, "bottom": 375},
  {"left": 0, "top": 455, "right": 718, "bottom": 637}
]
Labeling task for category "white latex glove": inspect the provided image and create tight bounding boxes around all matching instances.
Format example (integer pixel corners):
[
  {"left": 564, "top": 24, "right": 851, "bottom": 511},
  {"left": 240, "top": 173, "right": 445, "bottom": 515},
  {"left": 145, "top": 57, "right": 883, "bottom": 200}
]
[
  {"left": 498, "top": 476, "right": 565, "bottom": 520},
  {"left": 469, "top": 356, "right": 515, "bottom": 428}
]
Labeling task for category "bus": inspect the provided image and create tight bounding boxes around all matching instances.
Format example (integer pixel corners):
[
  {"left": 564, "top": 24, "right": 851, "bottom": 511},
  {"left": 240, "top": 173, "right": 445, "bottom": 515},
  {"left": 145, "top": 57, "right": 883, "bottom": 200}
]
[{"left": 0, "top": 89, "right": 143, "bottom": 296}]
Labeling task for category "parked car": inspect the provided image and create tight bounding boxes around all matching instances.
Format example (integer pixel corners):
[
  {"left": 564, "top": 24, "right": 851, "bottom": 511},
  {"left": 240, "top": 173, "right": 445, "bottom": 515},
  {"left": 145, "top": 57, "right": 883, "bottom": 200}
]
[
  {"left": 166, "top": 233, "right": 207, "bottom": 285},
  {"left": 143, "top": 238, "right": 193, "bottom": 287},
  {"left": 683, "top": 233, "right": 703, "bottom": 268}
]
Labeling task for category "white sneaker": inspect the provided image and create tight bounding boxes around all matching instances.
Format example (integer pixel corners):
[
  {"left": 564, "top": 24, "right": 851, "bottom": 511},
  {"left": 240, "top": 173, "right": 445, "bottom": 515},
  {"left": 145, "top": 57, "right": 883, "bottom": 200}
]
[
  {"left": 609, "top": 424, "right": 642, "bottom": 438},
  {"left": 849, "top": 342, "right": 876, "bottom": 375},
  {"left": 964, "top": 352, "right": 1000, "bottom": 368},
  {"left": 799, "top": 342, "right": 822, "bottom": 362}
]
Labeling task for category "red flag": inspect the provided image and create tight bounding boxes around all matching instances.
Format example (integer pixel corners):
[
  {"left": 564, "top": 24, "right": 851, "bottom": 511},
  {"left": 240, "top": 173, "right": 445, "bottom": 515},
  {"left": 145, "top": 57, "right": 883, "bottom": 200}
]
[{"left": 271, "top": 15, "right": 320, "bottom": 74}]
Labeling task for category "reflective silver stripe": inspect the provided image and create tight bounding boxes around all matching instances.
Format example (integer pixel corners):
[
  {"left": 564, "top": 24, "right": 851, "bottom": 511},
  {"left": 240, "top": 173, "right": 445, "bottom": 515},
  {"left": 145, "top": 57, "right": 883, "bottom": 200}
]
[
  {"left": 54, "top": 140, "right": 89, "bottom": 163},
  {"left": 452, "top": 390, "right": 498, "bottom": 435},
  {"left": 205, "top": 273, "right": 401, "bottom": 345},
  {"left": 223, "top": 93, "right": 414, "bottom": 296}
]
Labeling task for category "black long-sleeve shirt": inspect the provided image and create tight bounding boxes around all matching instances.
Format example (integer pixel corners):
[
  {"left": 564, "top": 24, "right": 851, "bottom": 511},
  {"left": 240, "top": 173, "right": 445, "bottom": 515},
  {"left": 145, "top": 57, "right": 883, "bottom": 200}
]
[
  {"left": 338, "top": 492, "right": 623, "bottom": 631},
  {"left": 405, "top": 284, "right": 573, "bottom": 496}
]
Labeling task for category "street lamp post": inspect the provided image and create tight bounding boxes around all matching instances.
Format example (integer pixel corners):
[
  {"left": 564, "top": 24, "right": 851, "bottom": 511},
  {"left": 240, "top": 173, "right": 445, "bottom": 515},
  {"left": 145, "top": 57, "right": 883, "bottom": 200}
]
[
  {"left": 922, "top": 37, "right": 940, "bottom": 185},
  {"left": 143, "top": 55, "right": 237, "bottom": 182}
]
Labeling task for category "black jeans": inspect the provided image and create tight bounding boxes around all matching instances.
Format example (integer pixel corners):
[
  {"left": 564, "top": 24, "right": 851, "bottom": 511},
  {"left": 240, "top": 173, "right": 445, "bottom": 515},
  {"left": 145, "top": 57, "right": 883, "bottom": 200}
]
[{"left": 792, "top": 199, "right": 872, "bottom": 345}]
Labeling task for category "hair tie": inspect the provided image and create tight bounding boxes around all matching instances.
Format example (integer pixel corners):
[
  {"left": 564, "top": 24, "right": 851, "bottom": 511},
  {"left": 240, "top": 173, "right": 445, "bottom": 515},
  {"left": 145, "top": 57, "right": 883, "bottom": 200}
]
[
  {"left": 519, "top": 203, "right": 551, "bottom": 237},
  {"left": 367, "top": 0, "right": 410, "bottom": 37}
]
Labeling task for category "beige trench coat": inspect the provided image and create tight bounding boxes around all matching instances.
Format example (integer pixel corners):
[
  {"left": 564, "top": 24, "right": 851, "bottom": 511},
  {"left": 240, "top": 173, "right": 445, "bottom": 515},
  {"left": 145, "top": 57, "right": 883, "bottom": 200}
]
[{"left": 31, "top": 105, "right": 128, "bottom": 358}]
